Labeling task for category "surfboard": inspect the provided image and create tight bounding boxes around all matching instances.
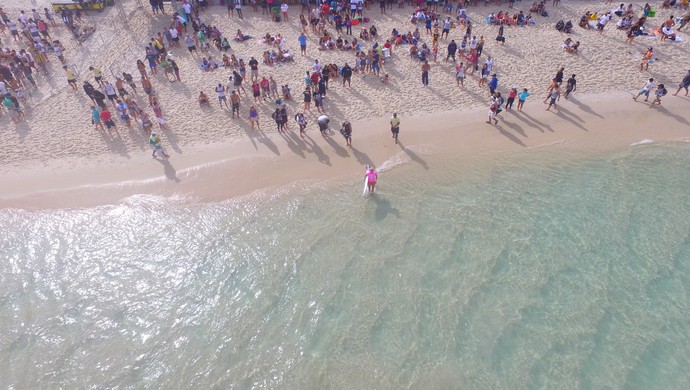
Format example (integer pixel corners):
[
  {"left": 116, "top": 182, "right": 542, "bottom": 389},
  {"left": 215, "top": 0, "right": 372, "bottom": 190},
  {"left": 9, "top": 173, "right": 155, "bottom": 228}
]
[{"left": 362, "top": 164, "right": 370, "bottom": 196}]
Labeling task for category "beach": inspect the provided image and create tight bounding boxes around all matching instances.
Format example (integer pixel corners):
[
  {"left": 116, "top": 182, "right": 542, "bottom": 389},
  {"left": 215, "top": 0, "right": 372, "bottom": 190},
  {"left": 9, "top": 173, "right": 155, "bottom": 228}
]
[
  {"left": 1, "top": 0, "right": 690, "bottom": 388},
  {"left": 0, "top": 0, "right": 689, "bottom": 207}
]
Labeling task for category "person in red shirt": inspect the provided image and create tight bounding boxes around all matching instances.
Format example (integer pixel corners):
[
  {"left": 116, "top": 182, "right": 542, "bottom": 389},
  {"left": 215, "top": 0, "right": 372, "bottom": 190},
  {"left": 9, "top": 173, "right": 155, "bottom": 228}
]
[
  {"left": 100, "top": 107, "right": 117, "bottom": 130},
  {"left": 310, "top": 72, "right": 320, "bottom": 86},
  {"left": 259, "top": 77, "right": 270, "bottom": 100}
]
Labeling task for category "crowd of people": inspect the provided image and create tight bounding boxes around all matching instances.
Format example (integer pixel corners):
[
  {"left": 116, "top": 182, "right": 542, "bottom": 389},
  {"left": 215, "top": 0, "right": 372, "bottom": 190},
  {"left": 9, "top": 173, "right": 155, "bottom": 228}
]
[{"left": 0, "top": 0, "right": 689, "bottom": 159}]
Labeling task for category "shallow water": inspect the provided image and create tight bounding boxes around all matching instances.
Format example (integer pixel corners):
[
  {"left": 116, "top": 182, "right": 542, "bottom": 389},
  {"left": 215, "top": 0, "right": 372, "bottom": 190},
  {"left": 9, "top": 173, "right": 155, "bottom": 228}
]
[{"left": 1, "top": 143, "right": 689, "bottom": 389}]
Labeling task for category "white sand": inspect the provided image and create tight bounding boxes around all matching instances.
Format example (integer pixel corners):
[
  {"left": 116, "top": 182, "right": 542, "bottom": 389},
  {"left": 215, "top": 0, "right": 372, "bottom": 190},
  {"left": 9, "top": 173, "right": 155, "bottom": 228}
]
[{"left": 0, "top": 0, "right": 689, "bottom": 207}]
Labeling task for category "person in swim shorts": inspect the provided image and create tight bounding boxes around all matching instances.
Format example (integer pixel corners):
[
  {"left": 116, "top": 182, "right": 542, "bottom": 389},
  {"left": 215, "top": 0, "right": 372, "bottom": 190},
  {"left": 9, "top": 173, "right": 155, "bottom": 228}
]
[{"left": 390, "top": 112, "right": 400, "bottom": 144}]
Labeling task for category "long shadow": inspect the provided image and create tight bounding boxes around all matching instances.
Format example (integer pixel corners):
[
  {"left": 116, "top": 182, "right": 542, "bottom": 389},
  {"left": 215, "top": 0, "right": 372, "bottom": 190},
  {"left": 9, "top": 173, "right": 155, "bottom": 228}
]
[
  {"left": 254, "top": 129, "right": 280, "bottom": 155},
  {"left": 14, "top": 120, "right": 31, "bottom": 142},
  {"left": 372, "top": 193, "right": 401, "bottom": 222},
  {"left": 556, "top": 105, "right": 585, "bottom": 123},
  {"left": 324, "top": 134, "right": 350, "bottom": 158},
  {"left": 499, "top": 117, "right": 527, "bottom": 137},
  {"left": 652, "top": 105, "right": 690, "bottom": 126},
  {"left": 99, "top": 127, "right": 131, "bottom": 158},
  {"left": 350, "top": 146, "right": 374, "bottom": 166},
  {"left": 553, "top": 110, "right": 588, "bottom": 131},
  {"left": 156, "top": 158, "right": 180, "bottom": 182},
  {"left": 495, "top": 124, "right": 527, "bottom": 147},
  {"left": 279, "top": 131, "right": 306, "bottom": 158},
  {"left": 303, "top": 134, "right": 331, "bottom": 165},
  {"left": 568, "top": 96, "right": 604, "bottom": 119},
  {"left": 398, "top": 141, "right": 429, "bottom": 170},
  {"left": 517, "top": 111, "right": 554, "bottom": 132},
  {"left": 160, "top": 125, "right": 182, "bottom": 154}
]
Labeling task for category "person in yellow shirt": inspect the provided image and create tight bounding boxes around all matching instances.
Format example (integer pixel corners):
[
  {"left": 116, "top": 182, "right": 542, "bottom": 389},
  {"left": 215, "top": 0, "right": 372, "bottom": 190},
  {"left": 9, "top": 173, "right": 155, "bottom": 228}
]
[
  {"left": 89, "top": 66, "right": 103, "bottom": 85},
  {"left": 63, "top": 65, "right": 78, "bottom": 90},
  {"left": 390, "top": 112, "right": 400, "bottom": 144}
]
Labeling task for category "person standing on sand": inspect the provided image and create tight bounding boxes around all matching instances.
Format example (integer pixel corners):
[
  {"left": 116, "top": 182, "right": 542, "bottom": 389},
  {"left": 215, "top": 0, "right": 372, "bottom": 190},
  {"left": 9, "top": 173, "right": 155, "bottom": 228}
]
[
  {"left": 487, "top": 99, "right": 499, "bottom": 125},
  {"left": 295, "top": 112, "right": 308, "bottom": 137},
  {"left": 517, "top": 88, "right": 530, "bottom": 112},
  {"left": 64, "top": 65, "right": 78, "bottom": 90},
  {"left": 317, "top": 115, "right": 329, "bottom": 136},
  {"left": 672, "top": 70, "right": 690, "bottom": 96},
  {"left": 342, "top": 63, "right": 353, "bottom": 87},
  {"left": 489, "top": 73, "right": 498, "bottom": 95},
  {"left": 91, "top": 105, "right": 104, "bottom": 131},
  {"left": 298, "top": 32, "right": 307, "bottom": 56},
  {"left": 421, "top": 60, "right": 430, "bottom": 86},
  {"left": 230, "top": 90, "right": 241, "bottom": 119},
  {"left": 446, "top": 39, "right": 457, "bottom": 62},
  {"left": 564, "top": 74, "right": 577, "bottom": 99},
  {"left": 149, "top": 131, "right": 170, "bottom": 158},
  {"left": 390, "top": 112, "right": 400, "bottom": 144},
  {"left": 545, "top": 86, "right": 560, "bottom": 111},
  {"left": 649, "top": 84, "right": 667, "bottom": 108},
  {"left": 249, "top": 105, "right": 260, "bottom": 129},
  {"left": 340, "top": 120, "right": 353, "bottom": 147},
  {"left": 456, "top": 62, "right": 465, "bottom": 88},
  {"left": 506, "top": 87, "right": 517, "bottom": 111},
  {"left": 633, "top": 78, "right": 655, "bottom": 101},
  {"left": 365, "top": 167, "right": 377, "bottom": 193}
]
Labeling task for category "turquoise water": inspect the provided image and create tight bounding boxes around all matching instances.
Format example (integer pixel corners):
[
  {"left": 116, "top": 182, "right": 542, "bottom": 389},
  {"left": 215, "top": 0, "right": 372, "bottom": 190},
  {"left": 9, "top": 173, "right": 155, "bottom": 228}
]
[{"left": 1, "top": 143, "right": 690, "bottom": 389}]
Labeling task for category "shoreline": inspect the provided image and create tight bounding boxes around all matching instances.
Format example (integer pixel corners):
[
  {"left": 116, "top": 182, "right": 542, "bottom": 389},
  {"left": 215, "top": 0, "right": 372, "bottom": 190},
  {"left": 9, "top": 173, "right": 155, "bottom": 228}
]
[{"left": 2, "top": 92, "right": 689, "bottom": 210}]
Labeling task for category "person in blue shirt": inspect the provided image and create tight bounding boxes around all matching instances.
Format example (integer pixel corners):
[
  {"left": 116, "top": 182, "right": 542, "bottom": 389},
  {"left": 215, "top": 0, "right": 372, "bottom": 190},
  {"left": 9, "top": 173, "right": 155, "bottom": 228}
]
[
  {"left": 489, "top": 74, "right": 498, "bottom": 95},
  {"left": 517, "top": 88, "right": 530, "bottom": 112},
  {"left": 298, "top": 33, "right": 307, "bottom": 56}
]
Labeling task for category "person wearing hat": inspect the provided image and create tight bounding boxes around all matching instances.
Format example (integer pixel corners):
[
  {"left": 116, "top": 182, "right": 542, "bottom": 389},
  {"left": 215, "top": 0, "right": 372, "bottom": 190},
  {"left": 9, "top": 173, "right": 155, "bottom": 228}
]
[
  {"left": 149, "top": 131, "right": 170, "bottom": 158},
  {"left": 672, "top": 69, "right": 690, "bottom": 96},
  {"left": 317, "top": 115, "right": 329, "bottom": 136}
]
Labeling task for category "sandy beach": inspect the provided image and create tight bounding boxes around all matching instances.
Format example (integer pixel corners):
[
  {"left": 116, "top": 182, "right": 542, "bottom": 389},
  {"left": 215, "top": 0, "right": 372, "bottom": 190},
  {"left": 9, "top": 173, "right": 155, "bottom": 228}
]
[{"left": 1, "top": 0, "right": 689, "bottom": 208}]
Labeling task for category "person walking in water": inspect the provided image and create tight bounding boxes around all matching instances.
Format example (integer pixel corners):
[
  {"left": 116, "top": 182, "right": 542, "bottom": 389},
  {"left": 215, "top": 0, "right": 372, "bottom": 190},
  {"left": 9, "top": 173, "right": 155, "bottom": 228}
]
[{"left": 365, "top": 167, "right": 378, "bottom": 193}]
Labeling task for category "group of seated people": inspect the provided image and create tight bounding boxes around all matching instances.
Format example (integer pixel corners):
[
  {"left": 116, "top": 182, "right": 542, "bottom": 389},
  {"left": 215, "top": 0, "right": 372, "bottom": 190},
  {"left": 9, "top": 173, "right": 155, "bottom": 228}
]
[
  {"left": 488, "top": 10, "right": 534, "bottom": 26},
  {"left": 562, "top": 37, "right": 580, "bottom": 53},
  {"left": 262, "top": 32, "right": 283, "bottom": 46},
  {"left": 359, "top": 25, "right": 378, "bottom": 41},
  {"left": 530, "top": 1, "right": 548, "bottom": 16},
  {"left": 201, "top": 56, "right": 219, "bottom": 71},
  {"left": 392, "top": 28, "right": 421, "bottom": 47},
  {"left": 409, "top": 42, "right": 432, "bottom": 61},
  {"left": 262, "top": 47, "right": 294, "bottom": 64}
]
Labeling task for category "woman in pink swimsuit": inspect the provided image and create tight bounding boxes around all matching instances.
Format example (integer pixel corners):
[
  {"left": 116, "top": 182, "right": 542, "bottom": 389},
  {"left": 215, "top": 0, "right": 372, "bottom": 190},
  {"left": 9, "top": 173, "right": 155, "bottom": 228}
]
[{"left": 365, "top": 168, "right": 378, "bottom": 193}]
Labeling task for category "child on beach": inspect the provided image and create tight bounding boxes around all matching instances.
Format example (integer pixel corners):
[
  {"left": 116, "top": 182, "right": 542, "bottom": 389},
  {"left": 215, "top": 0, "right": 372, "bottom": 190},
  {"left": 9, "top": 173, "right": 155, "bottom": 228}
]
[{"left": 649, "top": 84, "right": 667, "bottom": 108}]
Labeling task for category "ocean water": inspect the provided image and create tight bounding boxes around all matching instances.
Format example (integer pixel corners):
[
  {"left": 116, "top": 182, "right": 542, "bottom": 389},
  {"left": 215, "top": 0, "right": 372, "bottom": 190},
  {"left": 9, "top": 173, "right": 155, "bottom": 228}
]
[{"left": 1, "top": 143, "right": 690, "bottom": 389}]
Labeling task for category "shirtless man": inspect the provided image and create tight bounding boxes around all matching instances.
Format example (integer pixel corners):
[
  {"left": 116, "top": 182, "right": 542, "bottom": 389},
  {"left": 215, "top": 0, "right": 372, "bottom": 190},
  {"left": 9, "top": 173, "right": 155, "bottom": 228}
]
[{"left": 230, "top": 90, "right": 241, "bottom": 118}]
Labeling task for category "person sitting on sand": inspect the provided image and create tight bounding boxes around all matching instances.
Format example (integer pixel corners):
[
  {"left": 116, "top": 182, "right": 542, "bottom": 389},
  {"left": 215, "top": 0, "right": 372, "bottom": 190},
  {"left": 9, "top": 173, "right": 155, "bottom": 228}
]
[
  {"left": 579, "top": 13, "right": 590, "bottom": 29},
  {"left": 198, "top": 91, "right": 210, "bottom": 107},
  {"left": 566, "top": 41, "right": 580, "bottom": 54},
  {"left": 235, "top": 29, "right": 250, "bottom": 42},
  {"left": 360, "top": 28, "right": 370, "bottom": 40}
]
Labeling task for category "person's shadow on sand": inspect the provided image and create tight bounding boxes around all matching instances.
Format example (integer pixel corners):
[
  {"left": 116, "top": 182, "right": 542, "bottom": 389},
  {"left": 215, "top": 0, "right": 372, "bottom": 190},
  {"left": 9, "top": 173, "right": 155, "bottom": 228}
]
[
  {"left": 156, "top": 158, "right": 180, "bottom": 182},
  {"left": 372, "top": 194, "right": 401, "bottom": 221},
  {"left": 398, "top": 141, "right": 429, "bottom": 170}
]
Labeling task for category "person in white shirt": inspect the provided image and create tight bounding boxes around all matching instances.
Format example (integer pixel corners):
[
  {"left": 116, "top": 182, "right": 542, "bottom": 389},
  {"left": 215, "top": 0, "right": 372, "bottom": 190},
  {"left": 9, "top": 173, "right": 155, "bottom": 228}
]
[
  {"left": 485, "top": 55, "right": 493, "bottom": 73},
  {"left": 597, "top": 12, "right": 611, "bottom": 34},
  {"left": 216, "top": 83, "right": 228, "bottom": 108},
  {"left": 633, "top": 78, "right": 656, "bottom": 101},
  {"left": 281, "top": 2, "right": 289, "bottom": 21}
]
